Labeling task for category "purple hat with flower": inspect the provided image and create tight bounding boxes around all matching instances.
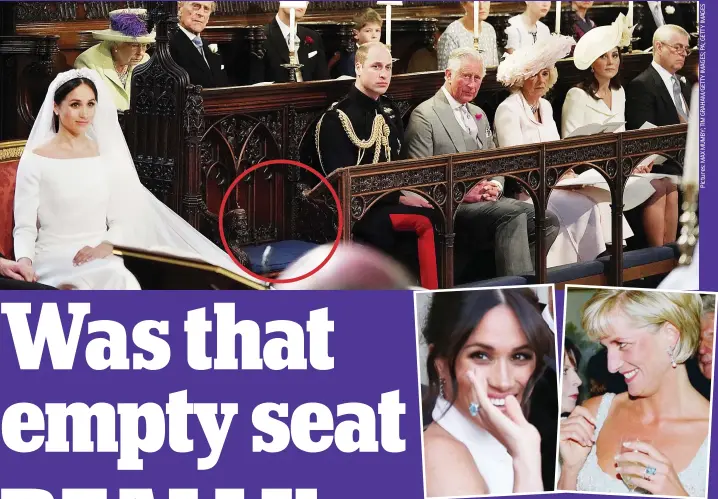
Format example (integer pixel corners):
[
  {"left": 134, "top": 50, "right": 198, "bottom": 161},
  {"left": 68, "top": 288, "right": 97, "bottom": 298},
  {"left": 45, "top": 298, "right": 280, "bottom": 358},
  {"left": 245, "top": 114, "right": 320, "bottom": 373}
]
[{"left": 91, "top": 8, "right": 156, "bottom": 43}]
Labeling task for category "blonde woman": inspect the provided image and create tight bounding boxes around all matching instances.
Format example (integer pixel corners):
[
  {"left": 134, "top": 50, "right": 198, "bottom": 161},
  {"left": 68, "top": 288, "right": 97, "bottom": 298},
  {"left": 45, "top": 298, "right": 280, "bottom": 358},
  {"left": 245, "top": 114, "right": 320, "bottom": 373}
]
[
  {"left": 558, "top": 290, "right": 710, "bottom": 496},
  {"left": 74, "top": 9, "right": 154, "bottom": 110}
]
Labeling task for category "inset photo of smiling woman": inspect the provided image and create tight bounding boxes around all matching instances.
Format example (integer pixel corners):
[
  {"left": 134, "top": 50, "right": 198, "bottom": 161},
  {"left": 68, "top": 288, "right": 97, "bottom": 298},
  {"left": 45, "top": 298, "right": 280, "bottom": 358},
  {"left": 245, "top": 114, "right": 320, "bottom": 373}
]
[
  {"left": 414, "top": 286, "right": 559, "bottom": 498},
  {"left": 557, "top": 286, "right": 715, "bottom": 498}
]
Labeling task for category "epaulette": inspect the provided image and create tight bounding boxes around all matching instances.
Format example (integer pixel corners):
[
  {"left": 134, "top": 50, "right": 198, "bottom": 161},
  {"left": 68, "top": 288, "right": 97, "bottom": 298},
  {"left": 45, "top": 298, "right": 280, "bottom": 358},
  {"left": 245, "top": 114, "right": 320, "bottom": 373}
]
[{"left": 326, "top": 95, "right": 350, "bottom": 113}]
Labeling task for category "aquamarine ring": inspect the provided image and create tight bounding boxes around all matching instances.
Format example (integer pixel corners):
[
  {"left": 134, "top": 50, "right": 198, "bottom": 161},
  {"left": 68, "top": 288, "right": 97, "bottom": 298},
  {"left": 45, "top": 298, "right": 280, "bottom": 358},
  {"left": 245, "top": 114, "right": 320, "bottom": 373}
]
[{"left": 469, "top": 402, "right": 480, "bottom": 417}]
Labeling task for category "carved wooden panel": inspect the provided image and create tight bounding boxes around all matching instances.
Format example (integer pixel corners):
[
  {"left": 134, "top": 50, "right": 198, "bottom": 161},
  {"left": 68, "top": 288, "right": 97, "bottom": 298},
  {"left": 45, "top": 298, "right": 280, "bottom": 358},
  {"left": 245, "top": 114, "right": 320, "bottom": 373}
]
[
  {"left": 200, "top": 112, "right": 285, "bottom": 248},
  {"left": 308, "top": 124, "right": 688, "bottom": 286}
]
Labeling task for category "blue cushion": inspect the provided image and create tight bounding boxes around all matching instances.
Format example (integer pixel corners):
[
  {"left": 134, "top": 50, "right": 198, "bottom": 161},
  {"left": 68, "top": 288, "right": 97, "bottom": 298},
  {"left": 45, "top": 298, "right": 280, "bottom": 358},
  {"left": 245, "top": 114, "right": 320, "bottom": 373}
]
[
  {"left": 598, "top": 246, "right": 676, "bottom": 269},
  {"left": 243, "top": 240, "right": 319, "bottom": 274},
  {"left": 455, "top": 276, "right": 528, "bottom": 288},
  {"left": 541, "top": 261, "right": 605, "bottom": 283}
]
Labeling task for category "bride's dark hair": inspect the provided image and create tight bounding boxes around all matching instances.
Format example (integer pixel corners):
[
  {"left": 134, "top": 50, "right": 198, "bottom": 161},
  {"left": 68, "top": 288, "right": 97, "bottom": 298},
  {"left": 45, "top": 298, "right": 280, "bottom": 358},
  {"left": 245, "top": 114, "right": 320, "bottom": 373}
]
[
  {"left": 53, "top": 77, "right": 98, "bottom": 133},
  {"left": 423, "top": 289, "right": 555, "bottom": 419}
]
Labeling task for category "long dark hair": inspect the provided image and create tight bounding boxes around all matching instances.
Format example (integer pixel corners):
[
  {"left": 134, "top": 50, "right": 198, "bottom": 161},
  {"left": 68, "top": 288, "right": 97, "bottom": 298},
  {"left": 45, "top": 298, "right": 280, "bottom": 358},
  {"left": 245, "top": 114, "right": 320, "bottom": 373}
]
[
  {"left": 53, "top": 77, "right": 98, "bottom": 133},
  {"left": 423, "top": 289, "right": 555, "bottom": 418},
  {"left": 577, "top": 48, "right": 623, "bottom": 101}
]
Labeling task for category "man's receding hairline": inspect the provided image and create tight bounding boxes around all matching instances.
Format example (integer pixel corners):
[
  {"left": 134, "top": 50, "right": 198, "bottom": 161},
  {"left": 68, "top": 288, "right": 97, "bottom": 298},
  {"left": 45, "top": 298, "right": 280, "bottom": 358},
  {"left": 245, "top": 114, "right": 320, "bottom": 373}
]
[{"left": 363, "top": 45, "right": 392, "bottom": 64}]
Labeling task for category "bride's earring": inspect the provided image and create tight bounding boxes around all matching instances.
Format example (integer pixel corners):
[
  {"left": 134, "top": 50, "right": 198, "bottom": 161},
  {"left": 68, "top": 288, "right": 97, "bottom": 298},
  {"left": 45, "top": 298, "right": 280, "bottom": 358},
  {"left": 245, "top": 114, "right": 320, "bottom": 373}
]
[
  {"left": 439, "top": 377, "right": 445, "bottom": 397},
  {"left": 667, "top": 347, "right": 677, "bottom": 368}
]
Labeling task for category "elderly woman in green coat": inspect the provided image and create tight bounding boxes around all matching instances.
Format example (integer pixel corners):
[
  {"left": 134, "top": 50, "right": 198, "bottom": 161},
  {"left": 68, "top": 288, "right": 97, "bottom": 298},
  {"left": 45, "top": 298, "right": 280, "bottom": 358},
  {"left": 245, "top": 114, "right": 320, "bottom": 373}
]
[{"left": 74, "top": 8, "right": 155, "bottom": 111}]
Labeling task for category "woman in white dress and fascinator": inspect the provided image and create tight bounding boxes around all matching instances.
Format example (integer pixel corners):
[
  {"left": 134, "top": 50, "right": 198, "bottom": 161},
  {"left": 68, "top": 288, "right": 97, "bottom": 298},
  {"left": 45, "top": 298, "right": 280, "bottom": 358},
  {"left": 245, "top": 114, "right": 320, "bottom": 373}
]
[
  {"left": 421, "top": 289, "right": 556, "bottom": 496},
  {"left": 562, "top": 14, "right": 679, "bottom": 249},
  {"left": 493, "top": 34, "right": 634, "bottom": 267},
  {"left": 557, "top": 290, "right": 710, "bottom": 496},
  {"left": 13, "top": 68, "right": 266, "bottom": 290}
]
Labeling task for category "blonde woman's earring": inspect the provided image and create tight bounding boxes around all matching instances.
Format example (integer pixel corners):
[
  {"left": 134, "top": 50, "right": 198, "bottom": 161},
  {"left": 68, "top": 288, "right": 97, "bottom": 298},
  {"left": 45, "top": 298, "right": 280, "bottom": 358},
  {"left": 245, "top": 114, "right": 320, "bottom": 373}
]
[{"left": 668, "top": 348, "right": 677, "bottom": 368}]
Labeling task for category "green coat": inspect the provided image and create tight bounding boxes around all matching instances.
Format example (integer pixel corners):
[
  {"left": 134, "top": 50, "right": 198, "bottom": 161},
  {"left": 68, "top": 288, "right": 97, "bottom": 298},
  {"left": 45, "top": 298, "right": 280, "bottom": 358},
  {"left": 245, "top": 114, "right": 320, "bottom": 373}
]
[{"left": 74, "top": 41, "right": 150, "bottom": 111}]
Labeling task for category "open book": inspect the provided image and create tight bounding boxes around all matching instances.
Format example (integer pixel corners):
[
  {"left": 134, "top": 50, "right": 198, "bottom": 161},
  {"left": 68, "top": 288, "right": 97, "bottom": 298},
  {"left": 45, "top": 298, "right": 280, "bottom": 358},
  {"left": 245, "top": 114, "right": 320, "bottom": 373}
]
[
  {"left": 555, "top": 169, "right": 680, "bottom": 211},
  {"left": 112, "top": 246, "right": 270, "bottom": 290},
  {"left": 565, "top": 121, "right": 626, "bottom": 138}
]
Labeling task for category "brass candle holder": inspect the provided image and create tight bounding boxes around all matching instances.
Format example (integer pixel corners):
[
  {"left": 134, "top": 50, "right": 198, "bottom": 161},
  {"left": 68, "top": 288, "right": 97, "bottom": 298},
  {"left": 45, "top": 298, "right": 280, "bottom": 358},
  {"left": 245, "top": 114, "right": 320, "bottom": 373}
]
[
  {"left": 677, "top": 182, "right": 699, "bottom": 266},
  {"left": 281, "top": 52, "right": 303, "bottom": 82}
]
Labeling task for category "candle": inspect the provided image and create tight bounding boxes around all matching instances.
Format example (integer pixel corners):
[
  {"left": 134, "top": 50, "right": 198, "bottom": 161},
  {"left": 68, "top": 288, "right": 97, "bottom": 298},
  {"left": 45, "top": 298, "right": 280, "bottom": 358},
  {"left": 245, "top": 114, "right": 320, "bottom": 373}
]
[
  {"left": 628, "top": 1, "right": 634, "bottom": 26},
  {"left": 279, "top": 1, "right": 307, "bottom": 52},
  {"left": 289, "top": 7, "right": 296, "bottom": 53},
  {"left": 683, "top": 85, "right": 699, "bottom": 185},
  {"left": 474, "top": 1, "right": 479, "bottom": 40},
  {"left": 378, "top": 1, "right": 402, "bottom": 48},
  {"left": 386, "top": 5, "right": 392, "bottom": 46},
  {"left": 555, "top": 2, "right": 562, "bottom": 33}
]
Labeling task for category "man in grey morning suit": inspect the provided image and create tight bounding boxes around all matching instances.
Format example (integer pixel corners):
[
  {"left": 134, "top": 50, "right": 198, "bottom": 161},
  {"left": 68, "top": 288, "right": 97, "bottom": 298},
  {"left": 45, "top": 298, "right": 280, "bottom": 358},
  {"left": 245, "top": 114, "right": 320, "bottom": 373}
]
[{"left": 404, "top": 47, "right": 559, "bottom": 278}]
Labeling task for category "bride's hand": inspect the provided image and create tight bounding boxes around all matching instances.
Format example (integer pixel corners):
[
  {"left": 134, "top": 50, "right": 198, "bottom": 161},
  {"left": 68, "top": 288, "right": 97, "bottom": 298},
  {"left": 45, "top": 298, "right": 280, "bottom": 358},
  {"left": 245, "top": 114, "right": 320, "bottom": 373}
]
[
  {"left": 73, "top": 243, "right": 113, "bottom": 266},
  {"left": 467, "top": 369, "right": 543, "bottom": 492},
  {"left": 466, "top": 368, "right": 541, "bottom": 460},
  {"left": 559, "top": 406, "right": 597, "bottom": 472},
  {"left": 615, "top": 441, "right": 689, "bottom": 497}
]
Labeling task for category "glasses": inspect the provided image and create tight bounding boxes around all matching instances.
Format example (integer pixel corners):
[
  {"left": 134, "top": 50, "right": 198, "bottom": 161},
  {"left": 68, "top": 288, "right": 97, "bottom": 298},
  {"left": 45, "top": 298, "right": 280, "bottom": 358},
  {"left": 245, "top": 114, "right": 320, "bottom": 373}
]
[{"left": 662, "top": 42, "right": 691, "bottom": 55}]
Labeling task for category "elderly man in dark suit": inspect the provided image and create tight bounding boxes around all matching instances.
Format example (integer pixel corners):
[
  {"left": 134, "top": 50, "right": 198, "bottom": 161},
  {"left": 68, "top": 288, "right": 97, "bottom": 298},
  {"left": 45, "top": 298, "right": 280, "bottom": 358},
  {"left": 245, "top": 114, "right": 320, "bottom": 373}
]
[
  {"left": 169, "top": 1, "right": 229, "bottom": 88},
  {"left": 626, "top": 24, "right": 692, "bottom": 174},
  {"left": 250, "top": 1, "right": 329, "bottom": 84},
  {"left": 404, "top": 47, "right": 559, "bottom": 279}
]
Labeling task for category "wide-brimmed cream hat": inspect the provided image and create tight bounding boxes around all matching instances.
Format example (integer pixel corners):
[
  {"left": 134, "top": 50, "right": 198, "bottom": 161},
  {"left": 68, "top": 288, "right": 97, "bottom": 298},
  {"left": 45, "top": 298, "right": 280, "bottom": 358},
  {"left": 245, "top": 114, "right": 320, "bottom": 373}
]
[
  {"left": 497, "top": 34, "right": 576, "bottom": 88},
  {"left": 91, "top": 8, "right": 156, "bottom": 44},
  {"left": 573, "top": 13, "right": 635, "bottom": 70}
]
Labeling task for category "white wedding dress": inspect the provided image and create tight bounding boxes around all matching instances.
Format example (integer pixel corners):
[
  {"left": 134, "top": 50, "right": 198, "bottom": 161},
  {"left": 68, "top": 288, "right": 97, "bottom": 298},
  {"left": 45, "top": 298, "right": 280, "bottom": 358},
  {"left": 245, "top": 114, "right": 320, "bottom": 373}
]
[
  {"left": 576, "top": 393, "right": 709, "bottom": 497},
  {"left": 431, "top": 395, "right": 515, "bottom": 495},
  {"left": 12, "top": 68, "right": 268, "bottom": 291},
  {"left": 13, "top": 152, "right": 140, "bottom": 289}
]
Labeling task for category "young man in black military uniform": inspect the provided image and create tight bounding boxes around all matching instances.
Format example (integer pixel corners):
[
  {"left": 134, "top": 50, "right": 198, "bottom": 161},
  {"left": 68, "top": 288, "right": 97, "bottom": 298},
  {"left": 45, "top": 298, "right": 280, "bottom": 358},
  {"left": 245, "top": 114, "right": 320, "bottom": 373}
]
[{"left": 315, "top": 42, "right": 440, "bottom": 289}]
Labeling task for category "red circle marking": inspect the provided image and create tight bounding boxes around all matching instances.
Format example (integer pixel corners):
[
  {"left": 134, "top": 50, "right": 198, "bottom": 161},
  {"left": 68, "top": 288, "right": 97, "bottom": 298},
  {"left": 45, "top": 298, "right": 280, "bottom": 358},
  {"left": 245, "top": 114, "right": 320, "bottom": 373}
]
[{"left": 218, "top": 159, "right": 344, "bottom": 285}]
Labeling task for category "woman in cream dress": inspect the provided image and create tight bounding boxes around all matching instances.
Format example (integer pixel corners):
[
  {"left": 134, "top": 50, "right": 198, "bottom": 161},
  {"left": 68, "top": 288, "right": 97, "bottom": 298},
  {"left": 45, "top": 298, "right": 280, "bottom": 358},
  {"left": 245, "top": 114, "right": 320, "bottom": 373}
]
[
  {"left": 562, "top": 14, "right": 679, "bottom": 248},
  {"left": 557, "top": 290, "right": 709, "bottom": 496},
  {"left": 494, "top": 35, "right": 633, "bottom": 267}
]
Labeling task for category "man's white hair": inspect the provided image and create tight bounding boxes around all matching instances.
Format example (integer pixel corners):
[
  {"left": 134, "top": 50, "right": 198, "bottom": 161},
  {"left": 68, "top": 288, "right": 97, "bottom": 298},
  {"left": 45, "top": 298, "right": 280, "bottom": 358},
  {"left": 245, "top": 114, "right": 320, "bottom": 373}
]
[
  {"left": 653, "top": 24, "right": 690, "bottom": 46},
  {"left": 446, "top": 47, "right": 486, "bottom": 78},
  {"left": 177, "top": 1, "right": 217, "bottom": 14}
]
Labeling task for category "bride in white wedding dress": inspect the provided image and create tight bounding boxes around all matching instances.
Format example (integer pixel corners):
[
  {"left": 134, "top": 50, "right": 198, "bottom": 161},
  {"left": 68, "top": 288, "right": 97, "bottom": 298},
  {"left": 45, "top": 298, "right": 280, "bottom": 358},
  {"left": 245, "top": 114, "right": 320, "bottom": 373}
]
[
  {"left": 13, "top": 68, "right": 267, "bottom": 290},
  {"left": 421, "top": 289, "right": 556, "bottom": 496},
  {"left": 557, "top": 290, "right": 709, "bottom": 497}
]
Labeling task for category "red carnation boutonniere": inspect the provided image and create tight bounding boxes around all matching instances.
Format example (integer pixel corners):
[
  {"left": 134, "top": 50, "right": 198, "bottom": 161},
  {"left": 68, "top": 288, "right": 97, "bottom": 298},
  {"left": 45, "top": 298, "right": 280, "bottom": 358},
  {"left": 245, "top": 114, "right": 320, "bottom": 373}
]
[
  {"left": 305, "top": 35, "right": 314, "bottom": 45},
  {"left": 475, "top": 113, "right": 483, "bottom": 120}
]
